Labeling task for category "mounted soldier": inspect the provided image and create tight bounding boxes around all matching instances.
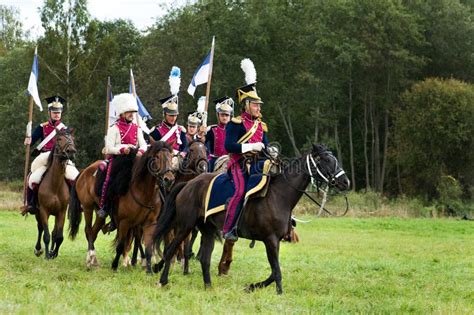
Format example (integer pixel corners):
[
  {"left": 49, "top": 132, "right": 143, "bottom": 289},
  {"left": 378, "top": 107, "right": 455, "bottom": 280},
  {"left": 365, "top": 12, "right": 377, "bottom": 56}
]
[
  {"left": 149, "top": 66, "right": 187, "bottom": 169},
  {"left": 222, "top": 59, "right": 268, "bottom": 241},
  {"left": 97, "top": 93, "right": 147, "bottom": 221},
  {"left": 22, "top": 96, "right": 79, "bottom": 215},
  {"left": 206, "top": 96, "right": 233, "bottom": 172}
]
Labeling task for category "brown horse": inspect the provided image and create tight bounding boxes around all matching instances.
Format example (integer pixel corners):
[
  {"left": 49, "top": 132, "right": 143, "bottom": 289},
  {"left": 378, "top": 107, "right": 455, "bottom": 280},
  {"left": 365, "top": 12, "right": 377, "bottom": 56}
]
[
  {"left": 153, "top": 144, "right": 350, "bottom": 294},
  {"left": 34, "top": 129, "right": 76, "bottom": 259},
  {"left": 68, "top": 142, "right": 174, "bottom": 271}
]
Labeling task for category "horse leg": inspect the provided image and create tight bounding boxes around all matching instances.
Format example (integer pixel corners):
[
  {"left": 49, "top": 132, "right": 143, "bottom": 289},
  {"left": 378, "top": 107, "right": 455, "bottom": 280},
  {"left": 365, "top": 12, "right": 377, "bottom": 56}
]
[
  {"left": 183, "top": 233, "right": 193, "bottom": 275},
  {"left": 50, "top": 212, "right": 66, "bottom": 259},
  {"left": 246, "top": 236, "right": 282, "bottom": 294},
  {"left": 131, "top": 232, "right": 140, "bottom": 267},
  {"left": 40, "top": 210, "right": 51, "bottom": 260},
  {"left": 218, "top": 239, "right": 236, "bottom": 276},
  {"left": 143, "top": 224, "right": 157, "bottom": 274},
  {"left": 111, "top": 221, "right": 128, "bottom": 271},
  {"left": 198, "top": 227, "right": 216, "bottom": 289},
  {"left": 85, "top": 209, "right": 104, "bottom": 268},
  {"left": 159, "top": 227, "right": 194, "bottom": 286},
  {"left": 122, "top": 230, "right": 133, "bottom": 267},
  {"left": 34, "top": 213, "right": 44, "bottom": 257}
]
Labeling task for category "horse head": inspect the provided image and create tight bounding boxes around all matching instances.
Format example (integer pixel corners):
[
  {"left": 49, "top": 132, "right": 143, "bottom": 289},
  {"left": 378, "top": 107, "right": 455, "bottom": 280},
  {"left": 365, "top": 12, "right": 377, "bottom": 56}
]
[
  {"left": 183, "top": 140, "right": 208, "bottom": 175},
  {"left": 145, "top": 141, "right": 175, "bottom": 189},
  {"left": 54, "top": 128, "right": 77, "bottom": 161},
  {"left": 308, "top": 144, "right": 350, "bottom": 191}
]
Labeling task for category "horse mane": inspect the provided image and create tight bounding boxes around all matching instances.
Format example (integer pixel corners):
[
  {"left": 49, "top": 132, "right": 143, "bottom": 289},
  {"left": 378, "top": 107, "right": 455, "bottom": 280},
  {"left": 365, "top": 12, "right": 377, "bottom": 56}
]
[
  {"left": 106, "top": 150, "right": 137, "bottom": 200},
  {"left": 131, "top": 141, "right": 172, "bottom": 184}
]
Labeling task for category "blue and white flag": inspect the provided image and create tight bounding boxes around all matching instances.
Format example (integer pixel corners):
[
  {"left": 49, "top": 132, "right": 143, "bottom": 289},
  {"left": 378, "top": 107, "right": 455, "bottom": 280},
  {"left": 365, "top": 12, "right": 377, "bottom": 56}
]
[
  {"left": 187, "top": 51, "right": 211, "bottom": 97},
  {"left": 129, "top": 70, "right": 152, "bottom": 121},
  {"left": 27, "top": 47, "right": 42, "bottom": 111}
]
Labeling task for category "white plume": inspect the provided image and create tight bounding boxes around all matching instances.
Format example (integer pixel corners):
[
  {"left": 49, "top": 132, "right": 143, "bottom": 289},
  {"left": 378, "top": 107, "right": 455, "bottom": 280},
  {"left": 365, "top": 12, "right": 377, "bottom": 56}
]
[
  {"left": 169, "top": 66, "right": 181, "bottom": 95},
  {"left": 240, "top": 58, "right": 257, "bottom": 84},
  {"left": 197, "top": 96, "right": 206, "bottom": 112}
]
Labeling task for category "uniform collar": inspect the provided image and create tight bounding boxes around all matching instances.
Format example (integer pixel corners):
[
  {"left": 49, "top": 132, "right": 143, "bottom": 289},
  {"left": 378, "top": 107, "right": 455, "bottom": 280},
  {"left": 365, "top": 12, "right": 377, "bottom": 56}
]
[
  {"left": 242, "top": 112, "right": 258, "bottom": 121},
  {"left": 161, "top": 120, "right": 175, "bottom": 128}
]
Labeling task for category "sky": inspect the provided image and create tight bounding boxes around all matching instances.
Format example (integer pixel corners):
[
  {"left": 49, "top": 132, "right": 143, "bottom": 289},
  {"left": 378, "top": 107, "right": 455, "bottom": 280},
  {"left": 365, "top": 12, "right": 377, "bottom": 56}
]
[{"left": 0, "top": 0, "right": 187, "bottom": 37}]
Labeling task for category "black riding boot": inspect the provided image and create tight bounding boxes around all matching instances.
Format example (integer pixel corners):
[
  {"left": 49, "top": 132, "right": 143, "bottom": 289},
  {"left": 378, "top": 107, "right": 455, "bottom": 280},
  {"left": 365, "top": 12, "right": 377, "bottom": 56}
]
[{"left": 25, "top": 187, "right": 37, "bottom": 215}]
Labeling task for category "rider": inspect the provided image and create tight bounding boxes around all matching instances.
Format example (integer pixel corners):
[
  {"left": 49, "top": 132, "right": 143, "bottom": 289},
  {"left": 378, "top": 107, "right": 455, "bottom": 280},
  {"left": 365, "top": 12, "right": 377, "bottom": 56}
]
[
  {"left": 22, "top": 96, "right": 79, "bottom": 215},
  {"left": 97, "top": 93, "right": 147, "bottom": 220},
  {"left": 149, "top": 66, "right": 187, "bottom": 169},
  {"left": 206, "top": 96, "right": 233, "bottom": 172},
  {"left": 223, "top": 59, "right": 268, "bottom": 241},
  {"left": 186, "top": 112, "right": 202, "bottom": 144}
]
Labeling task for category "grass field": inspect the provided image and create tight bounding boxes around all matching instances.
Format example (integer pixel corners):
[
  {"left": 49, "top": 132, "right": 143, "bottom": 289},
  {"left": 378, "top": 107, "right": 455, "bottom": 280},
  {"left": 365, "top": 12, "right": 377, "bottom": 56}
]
[{"left": 0, "top": 210, "right": 473, "bottom": 313}]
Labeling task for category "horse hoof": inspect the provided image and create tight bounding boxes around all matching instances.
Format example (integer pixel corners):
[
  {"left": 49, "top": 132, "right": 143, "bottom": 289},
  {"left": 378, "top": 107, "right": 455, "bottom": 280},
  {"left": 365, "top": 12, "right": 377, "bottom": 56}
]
[
  {"left": 122, "top": 256, "right": 130, "bottom": 267},
  {"left": 244, "top": 284, "right": 255, "bottom": 293},
  {"left": 34, "top": 248, "right": 43, "bottom": 257},
  {"left": 204, "top": 283, "right": 212, "bottom": 289},
  {"left": 157, "top": 281, "right": 168, "bottom": 288},
  {"left": 49, "top": 251, "right": 58, "bottom": 259}
]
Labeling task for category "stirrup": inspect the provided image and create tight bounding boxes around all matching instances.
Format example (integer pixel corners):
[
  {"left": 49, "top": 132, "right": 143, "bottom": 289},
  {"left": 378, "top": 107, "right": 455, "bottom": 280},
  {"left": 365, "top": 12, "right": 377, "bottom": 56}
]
[
  {"left": 223, "top": 229, "right": 238, "bottom": 242},
  {"left": 97, "top": 208, "right": 107, "bottom": 218}
]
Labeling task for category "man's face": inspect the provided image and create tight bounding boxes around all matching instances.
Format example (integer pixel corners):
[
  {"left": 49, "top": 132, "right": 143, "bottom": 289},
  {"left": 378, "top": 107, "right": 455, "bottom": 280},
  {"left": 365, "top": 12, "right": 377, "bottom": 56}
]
[
  {"left": 165, "top": 114, "right": 177, "bottom": 125},
  {"left": 248, "top": 102, "right": 261, "bottom": 118},
  {"left": 187, "top": 125, "right": 197, "bottom": 135},
  {"left": 123, "top": 111, "right": 135, "bottom": 122},
  {"left": 218, "top": 113, "right": 230, "bottom": 125},
  {"left": 49, "top": 111, "right": 62, "bottom": 121}
]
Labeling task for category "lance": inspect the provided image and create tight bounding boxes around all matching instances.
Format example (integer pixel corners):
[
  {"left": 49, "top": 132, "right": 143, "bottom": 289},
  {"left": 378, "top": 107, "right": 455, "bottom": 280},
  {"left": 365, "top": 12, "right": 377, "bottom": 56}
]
[{"left": 22, "top": 96, "right": 34, "bottom": 206}]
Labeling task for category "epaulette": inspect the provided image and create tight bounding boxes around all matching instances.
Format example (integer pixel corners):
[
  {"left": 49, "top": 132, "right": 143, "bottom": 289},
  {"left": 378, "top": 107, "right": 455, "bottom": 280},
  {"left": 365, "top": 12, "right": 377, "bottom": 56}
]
[
  {"left": 179, "top": 125, "right": 187, "bottom": 133},
  {"left": 40, "top": 121, "right": 49, "bottom": 127},
  {"left": 206, "top": 124, "right": 216, "bottom": 132},
  {"left": 231, "top": 117, "right": 242, "bottom": 124},
  {"left": 261, "top": 121, "right": 268, "bottom": 132}
]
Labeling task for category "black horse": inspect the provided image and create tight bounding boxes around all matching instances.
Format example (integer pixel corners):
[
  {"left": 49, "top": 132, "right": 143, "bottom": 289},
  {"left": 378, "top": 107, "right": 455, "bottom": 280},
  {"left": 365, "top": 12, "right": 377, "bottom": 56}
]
[{"left": 153, "top": 144, "right": 350, "bottom": 294}]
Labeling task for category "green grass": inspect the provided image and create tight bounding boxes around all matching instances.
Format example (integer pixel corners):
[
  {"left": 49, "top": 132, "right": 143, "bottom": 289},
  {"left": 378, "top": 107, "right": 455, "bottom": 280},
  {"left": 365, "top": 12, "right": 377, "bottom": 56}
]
[{"left": 0, "top": 211, "right": 473, "bottom": 314}]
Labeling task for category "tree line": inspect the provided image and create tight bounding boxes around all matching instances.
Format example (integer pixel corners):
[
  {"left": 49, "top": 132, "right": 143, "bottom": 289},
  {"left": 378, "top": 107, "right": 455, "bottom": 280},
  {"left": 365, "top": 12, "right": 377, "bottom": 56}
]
[{"left": 0, "top": 0, "right": 473, "bottom": 202}]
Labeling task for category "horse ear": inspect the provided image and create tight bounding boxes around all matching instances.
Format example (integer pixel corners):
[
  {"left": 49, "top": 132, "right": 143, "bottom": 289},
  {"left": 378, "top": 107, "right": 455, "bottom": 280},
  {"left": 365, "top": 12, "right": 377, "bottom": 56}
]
[{"left": 69, "top": 127, "right": 75, "bottom": 135}]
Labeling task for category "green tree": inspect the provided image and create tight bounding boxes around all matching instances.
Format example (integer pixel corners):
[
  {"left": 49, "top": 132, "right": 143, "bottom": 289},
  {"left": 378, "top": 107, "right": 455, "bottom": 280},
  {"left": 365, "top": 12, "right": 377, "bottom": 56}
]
[{"left": 395, "top": 78, "right": 474, "bottom": 198}]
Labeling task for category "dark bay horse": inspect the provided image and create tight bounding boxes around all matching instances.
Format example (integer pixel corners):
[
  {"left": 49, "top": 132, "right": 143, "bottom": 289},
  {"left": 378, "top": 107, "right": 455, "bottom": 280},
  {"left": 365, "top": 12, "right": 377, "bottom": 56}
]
[
  {"left": 153, "top": 144, "right": 350, "bottom": 294},
  {"left": 68, "top": 142, "right": 174, "bottom": 271},
  {"left": 34, "top": 129, "right": 76, "bottom": 259}
]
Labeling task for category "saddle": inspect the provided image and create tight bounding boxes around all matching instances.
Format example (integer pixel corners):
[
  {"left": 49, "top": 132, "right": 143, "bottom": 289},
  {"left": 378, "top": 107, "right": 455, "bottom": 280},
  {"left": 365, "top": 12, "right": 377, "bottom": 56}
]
[{"left": 204, "top": 159, "right": 274, "bottom": 220}]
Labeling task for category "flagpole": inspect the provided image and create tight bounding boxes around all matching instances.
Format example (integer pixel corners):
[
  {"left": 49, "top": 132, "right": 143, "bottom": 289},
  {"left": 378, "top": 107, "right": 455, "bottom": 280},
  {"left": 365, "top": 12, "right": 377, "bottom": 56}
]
[
  {"left": 203, "top": 36, "right": 215, "bottom": 127},
  {"left": 130, "top": 69, "right": 142, "bottom": 126},
  {"left": 105, "top": 76, "right": 111, "bottom": 135},
  {"left": 23, "top": 96, "right": 34, "bottom": 206}
]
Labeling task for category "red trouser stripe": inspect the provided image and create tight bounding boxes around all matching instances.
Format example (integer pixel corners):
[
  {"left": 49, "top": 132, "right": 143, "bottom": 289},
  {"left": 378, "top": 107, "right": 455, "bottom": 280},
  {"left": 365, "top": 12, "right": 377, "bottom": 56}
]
[
  {"left": 223, "top": 160, "right": 245, "bottom": 233},
  {"left": 99, "top": 158, "right": 114, "bottom": 209}
]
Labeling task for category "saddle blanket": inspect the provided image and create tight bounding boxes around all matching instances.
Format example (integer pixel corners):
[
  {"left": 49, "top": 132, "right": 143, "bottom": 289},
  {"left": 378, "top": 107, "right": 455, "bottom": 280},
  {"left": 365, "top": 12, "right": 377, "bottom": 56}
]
[{"left": 204, "top": 159, "right": 272, "bottom": 220}]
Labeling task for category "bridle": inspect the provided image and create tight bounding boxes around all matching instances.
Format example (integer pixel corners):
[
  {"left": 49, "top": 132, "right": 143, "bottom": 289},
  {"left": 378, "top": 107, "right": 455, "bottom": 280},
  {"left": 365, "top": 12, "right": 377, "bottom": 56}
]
[
  {"left": 53, "top": 133, "right": 75, "bottom": 161},
  {"left": 280, "top": 150, "right": 349, "bottom": 216},
  {"left": 131, "top": 148, "right": 174, "bottom": 211},
  {"left": 181, "top": 142, "right": 208, "bottom": 175}
]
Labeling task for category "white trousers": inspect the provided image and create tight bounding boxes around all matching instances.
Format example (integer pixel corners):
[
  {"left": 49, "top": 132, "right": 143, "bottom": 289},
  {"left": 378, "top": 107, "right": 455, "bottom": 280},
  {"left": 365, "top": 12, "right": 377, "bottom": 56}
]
[{"left": 28, "top": 151, "right": 79, "bottom": 189}]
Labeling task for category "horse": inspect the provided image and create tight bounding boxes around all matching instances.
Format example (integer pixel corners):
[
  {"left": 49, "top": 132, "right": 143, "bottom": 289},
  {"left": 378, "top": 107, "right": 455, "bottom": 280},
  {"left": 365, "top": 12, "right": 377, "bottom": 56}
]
[
  {"left": 127, "top": 139, "right": 208, "bottom": 266},
  {"left": 68, "top": 142, "right": 174, "bottom": 271},
  {"left": 153, "top": 144, "right": 350, "bottom": 294},
  {"left": 34, "top": 128, "right": 77, "bottom": 259}
]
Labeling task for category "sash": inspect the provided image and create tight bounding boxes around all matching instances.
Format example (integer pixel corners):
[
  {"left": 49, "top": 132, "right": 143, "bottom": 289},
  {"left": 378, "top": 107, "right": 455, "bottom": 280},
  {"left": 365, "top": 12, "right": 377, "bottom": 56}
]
[
  {"left": 36, "top": 123, "right": 66, "bottom": 151},
  {"left": 237, "top": 120, "right": 259, "bottom": 144},
  {"left": 161, "top": 125, "right": 179, "bottom": 143}
]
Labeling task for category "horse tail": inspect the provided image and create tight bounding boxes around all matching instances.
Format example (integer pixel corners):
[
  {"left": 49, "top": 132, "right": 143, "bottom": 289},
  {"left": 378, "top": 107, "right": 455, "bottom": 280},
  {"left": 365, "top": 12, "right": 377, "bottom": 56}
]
[
  {"left": 153, "top": 182, "right": 187, "bottom": 248},
  {"left": 68, "top": 178, "right": 82, "bottom": 240}
]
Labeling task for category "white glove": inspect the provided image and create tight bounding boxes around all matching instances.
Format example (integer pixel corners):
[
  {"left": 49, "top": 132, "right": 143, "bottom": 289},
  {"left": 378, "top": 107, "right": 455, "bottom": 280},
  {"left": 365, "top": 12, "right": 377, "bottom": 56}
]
[{"left": 242, "top": 142, "right": 265, "bottom": 153}]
